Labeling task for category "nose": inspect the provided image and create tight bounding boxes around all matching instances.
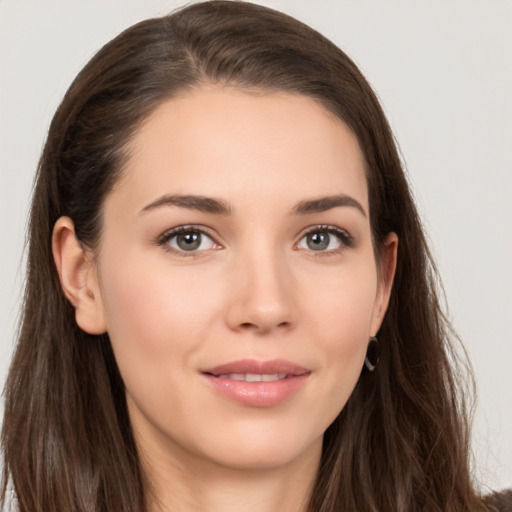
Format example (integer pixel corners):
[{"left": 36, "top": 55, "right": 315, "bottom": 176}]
[{"left": 225, "top": 246, "right": 297, "bottom": 335}]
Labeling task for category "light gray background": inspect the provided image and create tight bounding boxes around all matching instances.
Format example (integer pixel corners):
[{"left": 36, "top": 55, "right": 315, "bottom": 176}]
[{"left": 1, "top": 0, "right": 511, "bottom": 491}]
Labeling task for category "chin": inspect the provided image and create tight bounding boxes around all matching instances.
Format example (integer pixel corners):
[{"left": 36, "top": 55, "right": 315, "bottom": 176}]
[{"left": 196, "top": 428, "right": 324, "bottom": 472}]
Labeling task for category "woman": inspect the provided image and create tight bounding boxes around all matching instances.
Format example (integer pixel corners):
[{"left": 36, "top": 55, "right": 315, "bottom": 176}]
[{"left": 1, "top": 1, "right": 509, "bottom": 511}]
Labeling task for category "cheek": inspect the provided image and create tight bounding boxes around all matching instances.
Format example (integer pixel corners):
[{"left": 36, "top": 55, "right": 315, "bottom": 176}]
[
  {"left": 101, "top": 269, "right": 171, "bottom": 353},
  {"left": 99, "top": 254, "right": 216, "bottom": 345},
  {"left": 96, "top": 254, "right": 221, "bottom": 394},
  {"left": 306, "top": 259, "right": 378, "bottom": 345},
  {"left": 304, "top": 261, "right": 378, "bottom": 412},
  {"left": 96, "top": 257, "right": 222, "bottom": 428}
]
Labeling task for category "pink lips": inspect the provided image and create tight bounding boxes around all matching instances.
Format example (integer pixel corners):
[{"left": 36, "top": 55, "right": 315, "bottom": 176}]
[{"left": 202, "top": 359, "right": 310, "bottom": 407}]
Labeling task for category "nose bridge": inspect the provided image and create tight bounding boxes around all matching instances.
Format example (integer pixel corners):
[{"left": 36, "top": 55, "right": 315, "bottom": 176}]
[{"left": 226, "top": 234, "right": 296, "bottom": 333}]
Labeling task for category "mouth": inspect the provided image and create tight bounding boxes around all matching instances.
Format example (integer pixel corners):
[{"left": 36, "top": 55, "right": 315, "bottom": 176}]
[
  {"left": 213, "top": 373, "right": 289, "bottom": 382},
  {"left": 203, "top": 358, "right": 310, "bottom": 377},
  {"left": 201, "top": 359, "right": 311, "bottom": 407}
]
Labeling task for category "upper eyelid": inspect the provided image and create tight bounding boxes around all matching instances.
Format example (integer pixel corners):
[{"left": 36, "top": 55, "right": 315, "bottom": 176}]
[
  {"left": 296, "top": 224, "right": 351, "bottom": 239},
  {"left": 156, "top": 224, "right": 220, "bottom": 245}
]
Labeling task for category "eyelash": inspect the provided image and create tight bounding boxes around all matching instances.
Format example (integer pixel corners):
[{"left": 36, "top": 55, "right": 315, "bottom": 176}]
[
  {"left": 296, "top": 225, "right": 354, "bottom": 256},
  {"left": 156, "top": 224, "right": 354, "bottom": 256},
  {"left": 156, "top": 225, "right": 219, "bottom": 257}
]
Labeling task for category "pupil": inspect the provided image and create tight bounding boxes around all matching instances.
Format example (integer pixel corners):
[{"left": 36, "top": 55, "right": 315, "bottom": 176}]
[
  {"left": 177, "top": 232, "right": 201, "bottom": 251},
  {"left": 308, "top": 232, "right": 329, "bottom": 251}
]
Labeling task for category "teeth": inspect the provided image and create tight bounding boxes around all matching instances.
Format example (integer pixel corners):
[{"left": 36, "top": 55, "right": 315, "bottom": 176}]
[
  {"left": 262, "top": 373, "right": 287, "bottom": 381},
  {"left": 216, "top": 373, "right": 288, "bottom": 382}
]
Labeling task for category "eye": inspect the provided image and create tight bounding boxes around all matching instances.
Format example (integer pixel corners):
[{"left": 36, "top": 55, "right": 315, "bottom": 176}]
[
  {"left": 297, "top": 226, "right": 352, "bottom": 253},
  {"left": 159, "top": 226, "right": 218, "bottom": 253}
]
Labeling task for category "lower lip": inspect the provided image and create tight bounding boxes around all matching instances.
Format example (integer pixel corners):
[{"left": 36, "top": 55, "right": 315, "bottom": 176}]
[{"left": 203, "top": 373, "right": 310, "bottom": 407}]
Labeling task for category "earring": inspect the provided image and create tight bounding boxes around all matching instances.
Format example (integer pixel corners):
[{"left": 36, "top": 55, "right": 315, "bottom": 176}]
[{"left": 364, "top": 336, "right": 379, "bottom": 372}]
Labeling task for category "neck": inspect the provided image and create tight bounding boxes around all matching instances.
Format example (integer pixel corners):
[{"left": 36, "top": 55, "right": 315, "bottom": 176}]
[{"left": 142, "top": 436, "right": 322, "bottom": 512}]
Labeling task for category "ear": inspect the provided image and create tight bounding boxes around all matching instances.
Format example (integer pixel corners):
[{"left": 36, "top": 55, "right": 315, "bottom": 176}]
[
  {"left": 52, "top": 216, "right": 107, "bottom": 334},
  {"left": 370, "top": 232, "right": 398, "bottom": 335}
]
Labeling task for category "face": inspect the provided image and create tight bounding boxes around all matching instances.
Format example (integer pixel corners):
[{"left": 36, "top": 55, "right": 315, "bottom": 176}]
[{"left": 79, "top": 87, "right": 396, "bottom": 473}]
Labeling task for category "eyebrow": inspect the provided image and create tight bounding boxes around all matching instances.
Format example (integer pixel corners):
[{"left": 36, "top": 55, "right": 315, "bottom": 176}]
[
  {"left": 140, "top": 193, "right": 366, "bottom": 217},
  {"left": 291, "top": 194, "right": 367, "bottom": 217},
  {"left": 140, "top": 194, "right": 232, "bottom": 215}
]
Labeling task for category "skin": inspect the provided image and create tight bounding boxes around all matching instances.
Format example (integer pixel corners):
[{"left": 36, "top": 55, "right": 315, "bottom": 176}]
[{"left": 53, "top": 86, "right": 397, "bottom": 512}]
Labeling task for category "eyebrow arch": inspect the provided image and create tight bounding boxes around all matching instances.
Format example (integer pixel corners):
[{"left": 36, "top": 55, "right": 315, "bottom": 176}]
[
  {"left": 291, "top": 194, "right": 367, "bottom": 217},
  {"left": 140, "top": 194, "right": 232, "bottom": 216}
]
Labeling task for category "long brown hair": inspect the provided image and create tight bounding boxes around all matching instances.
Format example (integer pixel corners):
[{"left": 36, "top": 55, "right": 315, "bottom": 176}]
[{"left": 0, "top": 2, "right": 493, "bottom": 511}]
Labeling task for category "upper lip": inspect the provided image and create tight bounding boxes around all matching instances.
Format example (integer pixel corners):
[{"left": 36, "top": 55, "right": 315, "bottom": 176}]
[{"left": 203, "top": 359, "right": 310, "bottom": 377}]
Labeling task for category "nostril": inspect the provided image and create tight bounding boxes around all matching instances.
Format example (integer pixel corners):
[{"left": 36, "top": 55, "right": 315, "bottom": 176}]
[
  {"left": 237, "top": 320, "right": 290, "bottom": 332},
  {"left": 228, "top": 300, "right": 295, "bottom": 333}
]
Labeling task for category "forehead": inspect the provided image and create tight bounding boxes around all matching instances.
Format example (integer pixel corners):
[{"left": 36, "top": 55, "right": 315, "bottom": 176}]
[{"left": 113, "top": 86, "right": 368, "bottom": 213}]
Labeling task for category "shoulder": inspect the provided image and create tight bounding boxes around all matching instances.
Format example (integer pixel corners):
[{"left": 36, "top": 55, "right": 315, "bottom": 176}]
[{"left": 483, "top": 490, "right": 512, "bottom": 512}]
